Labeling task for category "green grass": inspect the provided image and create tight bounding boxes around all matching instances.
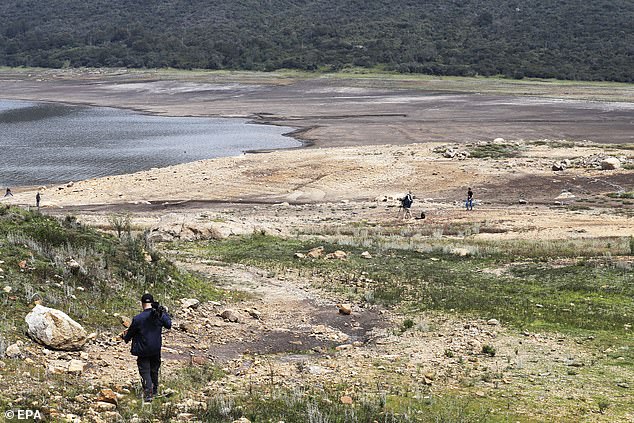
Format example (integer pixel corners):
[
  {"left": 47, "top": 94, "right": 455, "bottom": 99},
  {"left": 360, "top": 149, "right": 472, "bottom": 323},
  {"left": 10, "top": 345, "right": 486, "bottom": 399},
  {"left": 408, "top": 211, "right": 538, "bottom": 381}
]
[
  {"left": 468, "top": 142, "right": 524, "bottom": 159},
  {"left": 607, "top": 191, "right": 634, "bottom": 199},
  {"left": 180, "top": 233, "right": 634, "bottom": 360},
  {"left": 0, "top": 206, "right": 226, "bottom": 339}
]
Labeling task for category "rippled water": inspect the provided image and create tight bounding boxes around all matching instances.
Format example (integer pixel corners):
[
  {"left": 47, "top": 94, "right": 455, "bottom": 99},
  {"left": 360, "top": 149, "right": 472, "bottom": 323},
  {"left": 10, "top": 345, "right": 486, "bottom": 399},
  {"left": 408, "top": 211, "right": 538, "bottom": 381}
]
[{"left": 0, "top": 100, "right": 299, "bottom": 187}]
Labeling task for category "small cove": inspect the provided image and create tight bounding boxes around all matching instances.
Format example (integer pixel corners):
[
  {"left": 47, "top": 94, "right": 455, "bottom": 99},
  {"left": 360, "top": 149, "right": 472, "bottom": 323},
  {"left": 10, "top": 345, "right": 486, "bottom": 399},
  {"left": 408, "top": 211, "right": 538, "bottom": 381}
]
[{"left": 0, "top": 100, "right": 300, "bottom": 187}]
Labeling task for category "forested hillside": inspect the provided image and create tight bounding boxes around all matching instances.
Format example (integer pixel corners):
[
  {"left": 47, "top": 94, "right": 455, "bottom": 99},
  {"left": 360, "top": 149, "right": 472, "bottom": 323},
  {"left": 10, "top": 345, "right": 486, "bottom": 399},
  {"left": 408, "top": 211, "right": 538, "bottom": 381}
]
[{"left": 1, "top": 0, "right": 632, "bottom": 81}]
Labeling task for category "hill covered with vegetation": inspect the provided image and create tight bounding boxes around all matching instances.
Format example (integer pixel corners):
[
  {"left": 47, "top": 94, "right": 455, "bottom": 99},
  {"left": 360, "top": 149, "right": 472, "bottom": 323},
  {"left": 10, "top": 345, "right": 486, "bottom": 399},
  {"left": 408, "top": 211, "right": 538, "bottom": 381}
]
[{"left": 1, "top": 0, "right": 632, "bottom": 82}]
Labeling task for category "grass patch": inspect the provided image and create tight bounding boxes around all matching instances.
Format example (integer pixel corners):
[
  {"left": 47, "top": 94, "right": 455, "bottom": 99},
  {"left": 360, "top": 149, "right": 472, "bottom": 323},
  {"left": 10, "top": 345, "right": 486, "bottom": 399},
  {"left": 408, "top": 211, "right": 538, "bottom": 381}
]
[
  {"left": 182, "top": 233, "right": 634, "bottom": 363},
  {"left": 468, "top": 142, "right": 523, "bottom": 159},
  {"left": 0, "top": 206, "right": 226, "bottom": 340},
  {"left": 607, "top": 191, "right": 634, "bottom": 199}
]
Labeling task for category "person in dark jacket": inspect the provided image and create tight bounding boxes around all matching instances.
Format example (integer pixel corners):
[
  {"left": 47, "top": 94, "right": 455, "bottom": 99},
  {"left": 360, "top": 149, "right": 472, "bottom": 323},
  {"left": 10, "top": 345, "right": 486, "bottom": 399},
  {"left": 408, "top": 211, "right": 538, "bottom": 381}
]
[{"left": 122, "top": 293, "right": 172, "bottom": 402}]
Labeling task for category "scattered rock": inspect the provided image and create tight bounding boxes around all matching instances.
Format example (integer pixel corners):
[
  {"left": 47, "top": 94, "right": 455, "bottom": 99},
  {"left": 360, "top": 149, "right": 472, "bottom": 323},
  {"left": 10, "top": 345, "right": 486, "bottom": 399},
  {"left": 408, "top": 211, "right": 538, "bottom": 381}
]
[
  {"left": 25, "top": 304, "right": 88, "bottom": 351},
  {"left": 120, "top": 315, "right": 132, "bottom": 328},
  {"left": 48, "top": 359, "right": 86, "bottom": 374},
  {"left": 340, "top": 395, "right": 353, "bottom": 405},
  {"left": 307, "top": 246, "right": 325, "bottom": 258},
  {"left": 67, "top": 359, "right": 86, "bottom": 374},
  {"left": 555, "top": 191, "right": 575, "bottom": 200},
  {"left": 325, "top": 250, "right": 347, "bottom": 260},
  {"left": 219, "top": 309, "right": 240, "bottom": 323},
  {"left": 180, "top": 298, "right": 200, "bottom": 309},
  {"left": 96, "top": 389, "right": 119, "bottom": 405},
  {"left": 93, "top": 401, "right": 117, "bottom": 412},
  {"left": 294, "top": 252, "right": 306, "bottom": 259},
  {"left": 600, "top": 157, "right": 621, "bottom": 170},
  {"left": 246, "top": 309, "right": 261, "bottom": 320},
  {"left": 2, "top": 286, "right": 11, "bottom": 293},
  {"left": 5, "top": 341, "right": 23, "bottom": 358},
  {"left": 337, "top": 304, "right": 352, "bottom": 315},
  {"left": 361, "top": 251, "right": 372, "bottom": 259},
  {"left": 551, "top": 161, "right": 566, "bottom": 171},
  {"left": 487, "top": 319, "right": 500, "bottom": 326}
]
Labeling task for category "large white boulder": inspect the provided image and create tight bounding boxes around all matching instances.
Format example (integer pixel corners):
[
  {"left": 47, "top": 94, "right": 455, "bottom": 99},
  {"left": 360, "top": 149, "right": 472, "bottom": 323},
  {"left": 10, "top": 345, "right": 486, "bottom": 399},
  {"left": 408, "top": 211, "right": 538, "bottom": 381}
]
[
  {"left": 25, "top": 305, "right": 88, "bottom": 351},
  {"left": 600, "top": 157, "right": 621, "bottom": 170}
]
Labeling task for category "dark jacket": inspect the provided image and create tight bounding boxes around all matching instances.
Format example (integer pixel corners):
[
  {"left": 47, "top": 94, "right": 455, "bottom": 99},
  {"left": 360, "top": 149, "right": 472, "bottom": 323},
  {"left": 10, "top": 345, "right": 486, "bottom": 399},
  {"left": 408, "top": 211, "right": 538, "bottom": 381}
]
[{"left": 123, "top": 308, "right": 172, "bottom": 357}]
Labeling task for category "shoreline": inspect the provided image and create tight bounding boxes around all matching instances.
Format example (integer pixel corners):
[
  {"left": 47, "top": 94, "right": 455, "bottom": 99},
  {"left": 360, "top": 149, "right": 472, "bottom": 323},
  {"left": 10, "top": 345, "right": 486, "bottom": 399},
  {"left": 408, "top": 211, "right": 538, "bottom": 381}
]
[{"left": 1, "top": 97, "right": 308, "bottom": 190}]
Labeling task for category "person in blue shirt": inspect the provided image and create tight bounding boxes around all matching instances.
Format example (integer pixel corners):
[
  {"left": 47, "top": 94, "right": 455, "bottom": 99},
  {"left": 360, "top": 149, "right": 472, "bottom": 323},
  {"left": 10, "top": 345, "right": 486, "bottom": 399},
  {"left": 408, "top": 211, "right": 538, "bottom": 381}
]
[{"left": 122, "top": 293, "right": 172, "bottom": 402}]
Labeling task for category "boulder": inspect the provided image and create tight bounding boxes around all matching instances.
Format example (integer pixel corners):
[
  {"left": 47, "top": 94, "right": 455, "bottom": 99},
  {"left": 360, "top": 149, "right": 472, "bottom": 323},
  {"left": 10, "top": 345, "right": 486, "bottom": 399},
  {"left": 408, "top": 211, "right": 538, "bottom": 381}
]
[
  {"left": 25, "top": 305, "right": 87, "bottom": 351},
  {"left": 600, "top": 157, "right": 621, "bottom": 170}
]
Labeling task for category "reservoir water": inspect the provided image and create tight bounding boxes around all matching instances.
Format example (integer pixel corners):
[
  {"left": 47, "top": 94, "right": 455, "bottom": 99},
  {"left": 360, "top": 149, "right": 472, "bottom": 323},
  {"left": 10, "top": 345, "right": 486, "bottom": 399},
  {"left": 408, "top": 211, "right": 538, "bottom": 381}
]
[{"left": 0, "top": 100, "right": 300, "bottom": 187}]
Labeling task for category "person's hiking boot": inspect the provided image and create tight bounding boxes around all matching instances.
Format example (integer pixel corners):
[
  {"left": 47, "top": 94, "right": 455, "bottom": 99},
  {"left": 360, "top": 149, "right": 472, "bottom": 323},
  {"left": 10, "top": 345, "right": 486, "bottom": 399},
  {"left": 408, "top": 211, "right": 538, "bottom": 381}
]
[{"left": 143, "top": 395, "right": 153, "bottom": 403}]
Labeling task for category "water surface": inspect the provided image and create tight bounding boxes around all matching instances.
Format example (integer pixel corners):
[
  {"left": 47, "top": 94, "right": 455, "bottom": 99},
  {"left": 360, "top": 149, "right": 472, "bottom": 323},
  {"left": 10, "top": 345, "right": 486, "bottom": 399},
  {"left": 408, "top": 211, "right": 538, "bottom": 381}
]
[{"left": 0, "top": 100, "right": 299, "bottom": 186}]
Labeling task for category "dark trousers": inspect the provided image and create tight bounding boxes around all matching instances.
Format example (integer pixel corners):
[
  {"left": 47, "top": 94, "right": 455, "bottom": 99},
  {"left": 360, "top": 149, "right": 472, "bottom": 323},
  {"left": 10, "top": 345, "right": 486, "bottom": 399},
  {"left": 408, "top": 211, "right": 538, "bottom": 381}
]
[{"left": 137, "top": 354, "right": 161, "bottom": 396}]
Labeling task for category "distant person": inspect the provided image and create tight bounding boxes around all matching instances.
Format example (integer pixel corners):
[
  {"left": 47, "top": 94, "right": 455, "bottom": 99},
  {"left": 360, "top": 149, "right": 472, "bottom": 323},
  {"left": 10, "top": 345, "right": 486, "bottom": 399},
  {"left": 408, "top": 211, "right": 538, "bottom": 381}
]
[
  {"left": 4, "top": 188, "right": 13, "bottom": 197},
  {"left": 400, "top": 191, "right": 413, "bottom": 219},
  {"left": 36, "top": 192, "right": 41, "bottom": 208},
  {"left": 466, "top": 187, "right": 474, "bottom": 211},
  {"left": 122, "top": 293, "right": 172, "bottom": 403}
]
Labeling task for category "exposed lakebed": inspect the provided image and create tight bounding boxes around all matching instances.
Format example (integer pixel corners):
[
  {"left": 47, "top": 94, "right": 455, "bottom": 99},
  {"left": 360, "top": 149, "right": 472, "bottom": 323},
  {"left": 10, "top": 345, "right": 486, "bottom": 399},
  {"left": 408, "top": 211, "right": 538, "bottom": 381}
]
[{"left": 0, "top": 100, "right": 299, "bottom": 186}]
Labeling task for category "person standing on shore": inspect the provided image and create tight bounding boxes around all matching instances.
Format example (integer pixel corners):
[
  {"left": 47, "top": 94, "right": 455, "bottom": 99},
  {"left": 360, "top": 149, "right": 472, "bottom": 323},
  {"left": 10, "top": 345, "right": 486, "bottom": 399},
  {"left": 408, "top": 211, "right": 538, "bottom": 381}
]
[
  {"left": 122, "top": 293, "right": 172, "bottom": 402},
  {"left": 400, "top": 191, "right": 414, "bottom": 219},
  {"left": 36, "top": 192, "right": 41, "bottom": 208},
  {"left": 4, "top": 188, "right": 12, "bottom": 197},
  {"left": 466, "top": 187, "right": 474, "bottom": 211}
]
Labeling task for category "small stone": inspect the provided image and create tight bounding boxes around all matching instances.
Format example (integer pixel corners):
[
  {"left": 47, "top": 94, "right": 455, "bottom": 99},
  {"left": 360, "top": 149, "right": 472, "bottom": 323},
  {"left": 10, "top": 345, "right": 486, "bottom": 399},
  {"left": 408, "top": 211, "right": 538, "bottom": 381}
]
[
  {"left": 2, "top": 286, "right": 11, "bottom": 293},
  {"left": 93, "top": 401, "right": 117, "bottom": 412},
  {"left": 487, "top": 319, "right": 500, "bottom": 326},
  {"left": 294, "top": 252, "right": 306, "bottom": 259},
  {"left": 180, "top": 298, "right": 200, "bottom": 309},
  {"left": 307, "top": 247, "right": 324, "bottom": 258},
  {"left": 67, "top": 359, "right": 86, "bottom": 374},
  {"left": 335, "top": 344, "right": 353, "bottom": 351},
  {"left": 96, "top": 389, "right": 118, "bottom": 405},
  {"left": 361, "top": 251, "right": 372, "bottom": 259},
  {"left": 219, "top": 309, "right": 240, "bottom": 323},
  {"left": 337, "top": 304, "right": 352, "bottom": 315},
  {"left": 325, "top": 250, "right": 347, "bottom": 260},
  {"left": 340, "top": 395, "right": 353, "bottom": 405},
  {"left": 6, "top": 342, "right": 23, "bottom": 358}
]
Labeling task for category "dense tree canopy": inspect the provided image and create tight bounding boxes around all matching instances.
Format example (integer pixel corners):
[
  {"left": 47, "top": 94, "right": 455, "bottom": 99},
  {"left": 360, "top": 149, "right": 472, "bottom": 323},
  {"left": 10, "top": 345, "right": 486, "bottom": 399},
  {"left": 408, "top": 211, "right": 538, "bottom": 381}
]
[{"left": 0, "top": 0, "right": 632, "bottom": 81}]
